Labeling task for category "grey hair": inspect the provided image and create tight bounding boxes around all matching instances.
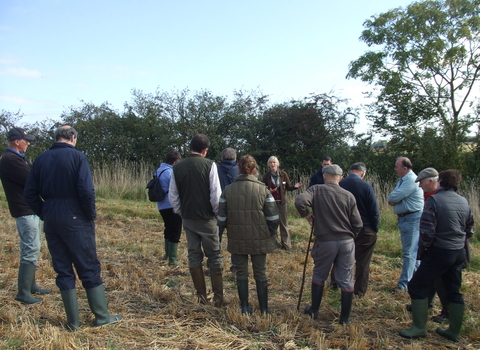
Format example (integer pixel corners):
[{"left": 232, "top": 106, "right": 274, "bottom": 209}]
[
  {"left": 221, "top": 148, "right": 236, "bottom": 161},
  {"left": 267, "top": 156, "right": 279, "bottom": 167},
  {"left": 349, "top": 162, "right": 367, "bottom": 173},
  {"left": 55, "top": 126, "right": 77, "bottom": 141}
]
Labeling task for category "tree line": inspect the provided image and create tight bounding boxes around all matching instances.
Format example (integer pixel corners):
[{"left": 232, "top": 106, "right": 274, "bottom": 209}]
[{"left": 1, "top": 0, "right": 479, "bottom": 180}]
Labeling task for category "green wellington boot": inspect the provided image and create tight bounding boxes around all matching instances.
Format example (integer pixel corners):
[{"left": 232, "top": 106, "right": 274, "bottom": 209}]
[
  {"left": 85, "top": 284, "right": 122, "bottom": 326},
  {"left": 15, "top": 263, "right": 42, "bottom": 304},
  {"left": 60, "top": 289, "right": 80, "bottom": 331},
  {"left": 168, "top": 241, "right": 180, "bottom": 266},
  {"left": 436, "top": 303, "right": 465, "bottom": 342},
  {"left": 399, "top": 298, "right": 428, "bottom": 338},
  {"left": 163, "top": 239, "right": 169, "bottom": 260}
]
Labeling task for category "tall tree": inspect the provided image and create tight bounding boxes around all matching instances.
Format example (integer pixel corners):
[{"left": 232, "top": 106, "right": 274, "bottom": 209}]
[{"left": 347, "top": 0, "right": 480, "bottom": 171}]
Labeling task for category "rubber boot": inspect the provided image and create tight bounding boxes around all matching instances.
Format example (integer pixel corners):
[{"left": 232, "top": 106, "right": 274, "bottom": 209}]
[
  {"left": 304, "top": 283, "right": 324, "bottom": 319},
  {"left": 60, "top": 289, "right": 79, "bottom": 331},
  {"left": 31, "top": 268, "right": 50, "bottom": 295},
  {"left": 163, "top": 239, "right": 169, "bottom": 260},
  {"left": 85, "top": 284, "right": 122, "bottom": 326},
  {"left": 256, "top": 279, "right": 269, "bottom": 315},
  {"left": 339, "top": 291, "right": 353, "bottom": 324},
  {"left": 15, "top": 263, "right": 42, "bottom": 304},
  {"left": 237, "top": 279, "right": 250, "bottom": 314},
  {"left": 436, "top": 303, "right": 464, "bottom": 342},
  {"left": 399, "top": 298, "right": 428, "bottom": 338},
  {"left": 189, "top": 266, "right": 208, "bottom": 304},
  {"left": 32, "top": 283, "right": 51, "bottom": 295},
  {"left": 210, "top": 268, "right": 230, "bottom": 307},
  {"left": 168, "top": 242, "right": 180, "bottom": 266}
]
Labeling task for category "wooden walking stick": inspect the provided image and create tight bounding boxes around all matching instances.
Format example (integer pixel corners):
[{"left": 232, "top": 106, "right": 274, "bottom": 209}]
[{"left": 297, "top": 223, "right": 314, "bottom": 311}]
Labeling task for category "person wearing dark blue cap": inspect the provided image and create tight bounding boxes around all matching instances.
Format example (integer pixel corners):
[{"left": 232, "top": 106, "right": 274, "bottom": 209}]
[{"left": 0, "top": 127, "right": 50, "bottom": 305}]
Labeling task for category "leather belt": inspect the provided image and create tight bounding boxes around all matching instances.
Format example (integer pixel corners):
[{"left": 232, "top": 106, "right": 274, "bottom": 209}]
[{"left": 397, "top": 211, "right": 419, "bottom": 218}]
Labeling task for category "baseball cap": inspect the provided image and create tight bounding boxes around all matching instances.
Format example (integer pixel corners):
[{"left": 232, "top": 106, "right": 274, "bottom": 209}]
[{"left": 7, "top": 127, "right": 35, "bottom": 141}]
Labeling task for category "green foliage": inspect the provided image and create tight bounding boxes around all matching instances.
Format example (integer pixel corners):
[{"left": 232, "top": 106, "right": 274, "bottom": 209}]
[{"left": 348, "top": 0, "right": 480, "bottom": 174}]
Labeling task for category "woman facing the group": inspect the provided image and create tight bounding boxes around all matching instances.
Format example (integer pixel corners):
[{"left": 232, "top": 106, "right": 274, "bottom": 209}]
[{"left": 262, "top": 156, "right": 302, "bottom": 251}]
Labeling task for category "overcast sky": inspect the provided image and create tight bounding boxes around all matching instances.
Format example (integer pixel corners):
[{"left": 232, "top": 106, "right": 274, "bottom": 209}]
[{"left": 1, "top": 0, "right": 413, "bottom": 132}]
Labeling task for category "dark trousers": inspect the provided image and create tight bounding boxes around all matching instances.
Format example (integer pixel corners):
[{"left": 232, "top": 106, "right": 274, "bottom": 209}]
[
  {"left": 408, "top": 246, "right": 466, "bottom": 304},
  {"left": 354, "top": 228, "right": 377, "bottom": 296},
  {"left": 159, "top": 208, "right": 182, "bottom": 243},
  {"left": 45, "top": 224, "right": 102, "bottom": 291}
]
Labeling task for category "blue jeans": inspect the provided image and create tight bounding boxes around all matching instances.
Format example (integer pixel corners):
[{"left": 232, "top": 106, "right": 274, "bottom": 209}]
[
  {"left": 15, "top": 215, "right": 42, "bottom": 265},
  {"left": 397, "top": 211, "right": 421, "bottom": 289}
]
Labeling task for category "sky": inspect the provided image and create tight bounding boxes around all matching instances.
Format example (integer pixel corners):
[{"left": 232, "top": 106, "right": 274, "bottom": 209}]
[{"left": 0, "top": 0, "right": 414, "bottom": 132}]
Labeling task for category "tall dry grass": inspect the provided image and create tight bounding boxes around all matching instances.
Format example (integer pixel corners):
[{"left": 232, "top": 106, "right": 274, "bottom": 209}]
[{"left": 1, "top": 163, "right": 479, "bottom": 349}]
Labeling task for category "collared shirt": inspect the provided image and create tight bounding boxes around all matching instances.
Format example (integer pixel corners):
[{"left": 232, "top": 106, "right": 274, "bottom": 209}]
[{"left": 388, "top": 170, "right": 424, "bottom": 214}]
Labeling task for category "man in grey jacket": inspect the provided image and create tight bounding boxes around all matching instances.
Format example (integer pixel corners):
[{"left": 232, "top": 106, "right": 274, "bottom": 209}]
[{"left": 295, "top": 164, "right": 362, "bottom": 324}]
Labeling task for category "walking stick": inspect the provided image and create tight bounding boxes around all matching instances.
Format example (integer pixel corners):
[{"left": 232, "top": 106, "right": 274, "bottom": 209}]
[{"left": 297, "top": 223, "right": 314, "bottom": 311}]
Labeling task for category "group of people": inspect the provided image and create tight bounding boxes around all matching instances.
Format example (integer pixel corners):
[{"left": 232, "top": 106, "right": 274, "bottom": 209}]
[{"left": 0, "top": 129, "right": 473, "bottom": 342}]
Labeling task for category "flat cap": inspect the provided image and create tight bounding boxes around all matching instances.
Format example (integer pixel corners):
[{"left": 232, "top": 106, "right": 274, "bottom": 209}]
[
  {"left": 323, "top": 164, "right": 343, "bottom": 176},
  {"left": 415, "top": 167, "right": 438, "bottom": 182}
]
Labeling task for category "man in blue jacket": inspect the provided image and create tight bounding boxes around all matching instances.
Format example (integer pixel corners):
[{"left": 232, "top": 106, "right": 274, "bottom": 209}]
[
  {"left": 24, "top": 125, "right": 121, "bottom": 331},
  {"left": 340, "top": 162, "right": 379, "bottom": 297}
]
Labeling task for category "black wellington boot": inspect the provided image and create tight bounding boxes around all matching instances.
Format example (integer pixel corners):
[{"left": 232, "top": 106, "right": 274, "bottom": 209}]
[
  {"left": 339, "top": 291, "right": 353, "bottom": 324},
  {"left": 304, "top": 283, "right": 324, "bottom": 319},
  {"left": 237, "top": 279, "right": 250, "bottom": 314},
  {"left": 255, "top": 279, "right": 269, "bottom": 315}
]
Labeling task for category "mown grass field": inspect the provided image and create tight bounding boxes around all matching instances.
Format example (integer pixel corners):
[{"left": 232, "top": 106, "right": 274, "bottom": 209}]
[{"left": 0, "top": 165, "right": 479, "bottom": 349}]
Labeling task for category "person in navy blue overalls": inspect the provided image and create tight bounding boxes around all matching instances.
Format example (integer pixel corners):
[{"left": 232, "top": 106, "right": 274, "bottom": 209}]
[{"left": 24, "top": 125, "right": 121, "bottom": 331}]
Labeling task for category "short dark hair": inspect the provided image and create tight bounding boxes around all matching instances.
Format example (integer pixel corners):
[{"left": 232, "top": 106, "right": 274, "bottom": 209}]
[
  {"left": 190, "top": 134, "right": 210, "bottom": 153},
  {"left": 165, "top": 150, "right": 182, "bottom": 165},
  {"left": 438, "top": 169, "right": 462, "bottom": 191},
  {"left": 350, "top": 162, "right": 366, "bottom": 173},
  {"left": 322, "top": 155, "right": 332, "bottom": 162},
  {"left": 55, "top": 126, "right": 77, "bottom": 142},
  {"left": 221, "top": 148, "right": 236, "bottom": 161}
]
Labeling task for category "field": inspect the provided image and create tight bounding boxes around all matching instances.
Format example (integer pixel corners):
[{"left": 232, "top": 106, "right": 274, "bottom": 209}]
[{"left": 0, "top": 167, "right": 479, "bottom": 350}]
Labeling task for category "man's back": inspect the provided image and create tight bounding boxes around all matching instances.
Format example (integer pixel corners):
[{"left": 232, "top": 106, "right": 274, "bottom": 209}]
[
  {"left": 173, "top": 155, "right": 215, "bottom": 220},
  {"left": 24, "top": 142, "right": 96, "bottom": 223},
  {"left": 340, "top": 174, "right": 379, "bottom": 232}
]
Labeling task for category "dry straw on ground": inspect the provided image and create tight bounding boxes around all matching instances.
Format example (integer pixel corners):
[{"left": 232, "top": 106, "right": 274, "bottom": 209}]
[{"left": 1, "top": 199, "right": 479, "bottom": 350}]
